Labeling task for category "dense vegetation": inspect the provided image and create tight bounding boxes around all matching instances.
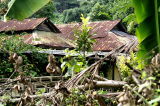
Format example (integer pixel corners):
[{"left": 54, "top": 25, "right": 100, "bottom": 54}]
[
  {"left": 40, "top": 0, "right": 135, "bottom": 33},
  {"left": 0, "top": 0, "right": 136, "bottom": 33},
  {"left": 0, "top": 0, "right": 160, "bottom": 105}
]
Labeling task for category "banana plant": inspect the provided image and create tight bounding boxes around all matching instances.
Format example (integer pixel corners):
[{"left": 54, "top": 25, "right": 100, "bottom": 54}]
[
  {"left": 132, "top": 0, "right": 160, "bottom": 60},
  {"left": 4, "top": 0, "right": 50, "bottom": 21}
]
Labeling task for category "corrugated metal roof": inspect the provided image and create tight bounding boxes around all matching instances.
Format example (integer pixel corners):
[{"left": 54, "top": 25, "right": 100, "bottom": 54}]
[
  {"left": 56, "top": 20, "right": 120, "bottom": 39},
  {"left": 0, "top": 18, "right": 137, "bottom": 52},
  {"left": 0, "top": 18, "right": 47, "bottom": 32},
  {"left": 22, "top": 31, "right": 75, "bottom": 49},
  {"left": 93, "top": 31, "right": 137, "bottom": 51},
  {"left": 56, "top": 20, "right": 137, "bottom": 52}
]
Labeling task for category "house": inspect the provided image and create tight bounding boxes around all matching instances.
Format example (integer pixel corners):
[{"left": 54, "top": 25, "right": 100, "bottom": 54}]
[
  {"left": 0, "top": 18, "right": 74, "bottom": 49},
  {"left": 0, "top": 18, "right": 138, "bottom": 80},
  {"left": 0, "top": 18, "right": 137, "bottom": 52},
  {"left": 56, "top": 20, "right": 137, "bottom": 52}
]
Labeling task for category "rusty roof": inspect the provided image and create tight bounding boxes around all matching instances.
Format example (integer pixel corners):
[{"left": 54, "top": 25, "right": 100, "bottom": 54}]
[
  {"left": 0, "top": 18, "right": 47, "bottom": 32},
  {"left": 22, "top": 31, "right": 75, "bottom": 49},
  {"left": 93, "top": 31, "right": 137, "bottom": 51},
  {"left": 56, "top": 20, "right": 137, "bottom": 52},
  {"left": 56, "top": 20, "right": 120, "bottom": 39},
  {"left": 0, "top": 18, "right": 137, "bottom": 52}
]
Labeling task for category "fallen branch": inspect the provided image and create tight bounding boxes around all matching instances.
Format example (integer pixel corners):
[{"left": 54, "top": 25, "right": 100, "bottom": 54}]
[
  {"left": 95, "top": 95, "right": 107, "bottom": 106},
  {"left": 95, "top": 80, "right": 126, "bottom": 87},
  {"left": 132, "top": 75, "right": 140, "bottom": 86},
  {"left": 0, "top": 79, "right": 19, "bottom": 88},
  {"left": 91, "top": 92, "right": 122, "bottom": 106},
  {"left": 0, "top": 45, "right": 126, "bottom": 104},
  {"left": 125, "top": 63, "right": 141, "bottom": 75},
  {"left": 65, "top": 45, "right": 126, "bottom": 90},
  {"left": 98, "top": 92, "right": 122, "bottom": 99},
  {"left": 78, "top": 80, "right": 127, "bottom": 90},
  {"left": 0, "top": 91, "right": 56, "bottom": 103},
  {"left": 93, "top": 74, "right": 108, "bottom": 81},
  {"left": 125, "top": 84, "right": 150, "bottom": 105}
]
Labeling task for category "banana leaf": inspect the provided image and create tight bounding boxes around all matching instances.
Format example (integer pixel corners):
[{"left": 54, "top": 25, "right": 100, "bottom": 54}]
[
  {"left": 132, "top": 0, "right": 160, "bottom": 60},
  {"left": 4, "top": 0, "right": 50, "bottom": 20}
]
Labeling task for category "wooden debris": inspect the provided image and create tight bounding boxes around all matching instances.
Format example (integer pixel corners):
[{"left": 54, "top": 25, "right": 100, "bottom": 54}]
[
  {"left": 65, "top": 44, "right": 126, "bottom": 90},
  {"left": 78, "top": 80, "right": 126, "bottom": 90},
  {"left": 99, "top": 92, "right": 122, "bottom": 99},
  {"left": 93, "top": 74, "right": 108, "bottom": 81}
]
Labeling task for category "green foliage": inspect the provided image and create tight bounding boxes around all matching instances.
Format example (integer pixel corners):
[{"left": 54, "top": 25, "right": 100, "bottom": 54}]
[
  {"left": 54, "top": 0, "right": 79, "bottom": 13},
  {"left": 0, "top": 54, "right": 31, "bottom": 78},
  {"left": 0, "top": 34, "right": 49, "bottom": 78},
  {"left": 0, "top": 0, "right": 9, "bottom": 20},
  {"left": 117, "top": 53, "right": 160, "bottom": 105},
  {"left": 60, "top": 15, "right": 95, "bottom": 77},
  {"left": 0, "top": 35, "right": 40, "bottom": 53},
  {"left": 36, "top": 88, "right": 46, "bottom": 95},
  {"left": 5, "top": 0, "right": 50, "bottom": 20},
  {"left": 0, "top": 94, "right": 11, "bottom": 104},
  {"left": 28, "top": 53, "right": 48, "bottom": 76},
  {"left": 109, "top": 0, "right": 133, "bottom": 20},
  {"left": 117, "top": 52, "right": 145, "bottom": 80},
  {"left": 123, "top": 13, "right": 136, "bottom": 33},
  {"left": 2, "top": 0, "right": 136, "bottom": 33},
  {"left": 132, "top": 0, "right": 160, "bottom": 60},
  {"left": 107, "top": 0, "right": 136, "bottom": 33},
  {"left": 62, "top": 8, "right": 84, "bottom": 23},
  {"left": 89, "top": 3, "right": 112, "bottom": 21},
  {"left": 0, "top": 52, "right": 49, "bottom": 78},
  {"left": 20, "top": 54, "right": 39, "bottom": 77},
  {"left": 97, "top": 90, "right": 108, "bottom": 95},
  {"left": 31, "top": 1, "right": 57, "bottom": 20},
  {"left": 62, "top": 3, "right": 92, "bottom": 23},
  {"left": 149, "top": 96, "right": 160, "bottom": 106},
  {"left": 74, "top": 15, "right": 95, "bottom": 56},
  {"left": 0, "top": 54, "right": 13, "bottom": 78},
  {"left": 64, "top": 88, "right": 113, "bottom": 105},
  {"left": 0, "top": 35, "right": 43, "bottom": 78},
  {"left": 56, "top": 0, "right": 136, "bottom": 33},
  {"left": 64, "top": 88, "right": 99, "bottom": 106},
  {"left": 60, "top": 49, "right": 87, "bottom": 77}
]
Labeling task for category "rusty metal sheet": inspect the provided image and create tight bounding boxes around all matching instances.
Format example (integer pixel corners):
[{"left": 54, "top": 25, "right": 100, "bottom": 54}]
[
  {"left": 56, "top": 20, "right": 137, "bottom": 51},
  {"left": 22, "top": 31, "right": 74, "bottom": 48},
  {"left": 0, "top": 18, "right": 137, "bottom": 52},
  {"left": 0, "top": 18, "right": 47, "bottom": 32},
  {"left": 56, "top": 20, "right": 121, "bottom": 39},
  {"left": 92, "top": 32, "right": 135, "bottom": 51}
]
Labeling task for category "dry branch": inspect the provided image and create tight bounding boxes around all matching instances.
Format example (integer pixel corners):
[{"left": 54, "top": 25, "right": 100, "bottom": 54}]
[
  {"left": 132, "top": 75, "right": 140, "bottom": 86},
  {"left": 0, "top": 79, "right": 18, "bottom": 88},
  {"left": 93, "top": 74, "right": 108, "bottom": 81},
  {"left": 0, "top": 45, "right": 127, "bottom": 104},
  {"left": 65, "top": 44, "right": 126, "bottom": 90},
  {"left": 94, "top": 80, "right": 126, "bottom": 87},
  {"left": 0, "top": 91, "right": 56, "bottom": 103},
  {"left": 125, "top": 62, "right": 141, "bottom": 75},
  {"left": 98, "top": 92, "right": 122, "bottom": 98},
  {"left": 78, "top": 80, "right": 127, "bottom": 90},
  {"left": 95, "top": 96, "right": 107, "bottom": 106}
]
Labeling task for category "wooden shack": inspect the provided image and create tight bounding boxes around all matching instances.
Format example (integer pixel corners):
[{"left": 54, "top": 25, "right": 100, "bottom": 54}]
[{"left": 0, "top": 18, "right": 138, "bottom": 80}]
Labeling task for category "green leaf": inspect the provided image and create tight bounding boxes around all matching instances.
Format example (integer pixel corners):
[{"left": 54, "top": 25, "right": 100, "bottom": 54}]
[
  {"left": 36, "top": 88, "right": 46, "bottom": 95},
  {"left": 132, "top": 0, "right": 160, "bottom": 61},
  {"left": 149, "top": 96, "right": 160, "bottom": 104},
  {"left": 61, "top": 62, "right": 67, "bottom": 72},
  {"left": 132, "top": 0, "right": 153, "bottom": 23},
  {"left": 5, "top": 0, "right": 50, "bottom": 20}
]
